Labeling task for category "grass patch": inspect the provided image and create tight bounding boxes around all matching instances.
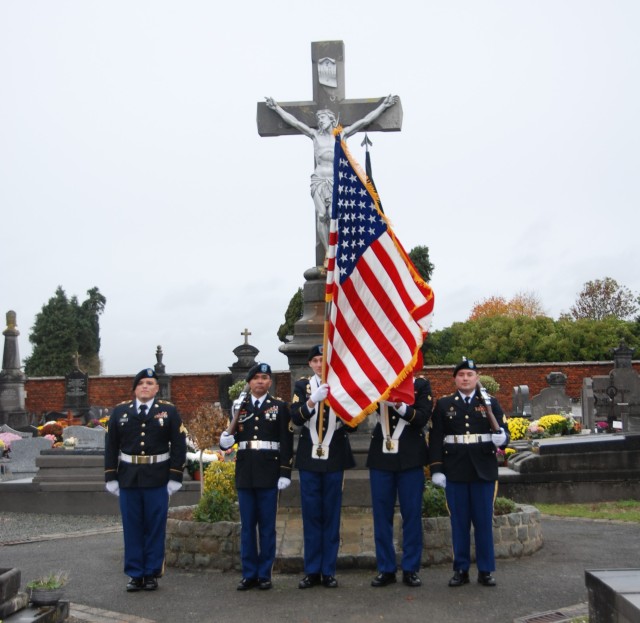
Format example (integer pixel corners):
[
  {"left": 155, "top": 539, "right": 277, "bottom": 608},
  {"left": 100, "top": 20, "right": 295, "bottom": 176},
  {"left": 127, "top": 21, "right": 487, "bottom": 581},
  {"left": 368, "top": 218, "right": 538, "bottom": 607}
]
[{"left": 536, "top": 500, "right": 640, "bottom": 523}]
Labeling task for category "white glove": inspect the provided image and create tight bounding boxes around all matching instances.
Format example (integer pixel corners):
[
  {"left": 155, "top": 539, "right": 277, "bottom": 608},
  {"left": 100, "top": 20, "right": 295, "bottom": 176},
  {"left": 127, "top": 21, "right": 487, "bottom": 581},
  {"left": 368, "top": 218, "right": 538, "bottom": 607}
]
[
  {"left": 167, "top": 480, "right": 182, "bottom": 496},
  {"left": 220, "top": 431, "right": 236, "bottom": 449},
  {"left": 105, "top": 481, "right": 120, "bottom": 497},
  {"left": 310, "top": 383, "right": 329, "bottom": 404},
  {"left": 432, "top": 472, "right": 447, "bottom": 489},
  {"left": 383, "top": 401, "right": 407, "bottom": 417},
  {"left": 277, "top": 477, "right": 291, "bottom": 490},
  {"left": 491, "top": 428, "right": 508, "bottom": 448}
]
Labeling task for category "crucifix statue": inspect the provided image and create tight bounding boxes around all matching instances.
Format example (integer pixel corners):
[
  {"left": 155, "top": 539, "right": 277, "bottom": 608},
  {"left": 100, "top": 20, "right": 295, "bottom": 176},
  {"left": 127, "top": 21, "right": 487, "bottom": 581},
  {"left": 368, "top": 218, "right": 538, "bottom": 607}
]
[{"left": 257, "top": 40, "right": 403, "bottom": 267}]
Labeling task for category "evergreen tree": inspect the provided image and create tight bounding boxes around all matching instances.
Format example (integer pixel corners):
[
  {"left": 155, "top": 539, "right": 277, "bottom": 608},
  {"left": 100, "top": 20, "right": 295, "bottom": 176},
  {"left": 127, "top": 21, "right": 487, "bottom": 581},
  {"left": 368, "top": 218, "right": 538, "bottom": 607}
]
[
  {"left": 24, "top": 286, "right": 106, "bottom": 376},
  {"left": 408, "top": 245, "right": 434, "bottom": 283},
  {"left": 277, "top": 288, "right": 304, "bottom": 344}
]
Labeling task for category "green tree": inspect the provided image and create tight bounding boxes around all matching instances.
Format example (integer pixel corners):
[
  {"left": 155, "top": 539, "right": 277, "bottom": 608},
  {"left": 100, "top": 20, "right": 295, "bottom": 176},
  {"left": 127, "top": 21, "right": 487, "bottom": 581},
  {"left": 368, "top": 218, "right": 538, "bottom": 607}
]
[
  {"left": 570, "top": 277, "right": 638, "bottom": 321},
  {"left": 76, "top": 286, "right": 106, "bottom": 373},
  {"left": 408, "top": 245, "right": 434, "bottom": 283},
  {"left": 24, "top": 286, "right": 106, "bottom": 376},
  {"left": 277, "top": 287, "right": 303, "bottom": 344},
  {"left": 423, "top": 315, "right": 639, "bottom": 364}
]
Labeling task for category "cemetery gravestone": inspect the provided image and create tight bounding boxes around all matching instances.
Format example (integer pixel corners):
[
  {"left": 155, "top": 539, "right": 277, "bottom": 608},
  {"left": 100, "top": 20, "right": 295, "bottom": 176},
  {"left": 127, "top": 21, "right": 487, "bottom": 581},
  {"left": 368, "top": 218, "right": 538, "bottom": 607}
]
[
  {"left": 0, "top": 311, "right": 29, "bottom": 429},
  {"left": 7, "top": 437, "right": 52, "bottom": 478},
  {"left": 512, "top": 384, "right": 531, "bottom": 417},
  {"left": 62, "top": 425, "right": 105, "bottom": 450},
  {"left": 531, "top": 372, "right": 572, "bottom": 419},
  {"left": 62, "top": 367, "right": 90, "bottom": 421}
]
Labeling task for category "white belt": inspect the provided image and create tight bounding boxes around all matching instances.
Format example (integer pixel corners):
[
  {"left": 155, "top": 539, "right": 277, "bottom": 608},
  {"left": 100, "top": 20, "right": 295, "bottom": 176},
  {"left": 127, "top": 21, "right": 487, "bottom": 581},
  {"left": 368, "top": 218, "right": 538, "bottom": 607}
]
[
  {"left": 444, "top": 434, "right": 492, "bottom": 445},
  {"left": 238, "top": 440, "right": 280, "bottom": 451},
  {"left": 119, "top": 451, "right": 170, "bottom": 464}
]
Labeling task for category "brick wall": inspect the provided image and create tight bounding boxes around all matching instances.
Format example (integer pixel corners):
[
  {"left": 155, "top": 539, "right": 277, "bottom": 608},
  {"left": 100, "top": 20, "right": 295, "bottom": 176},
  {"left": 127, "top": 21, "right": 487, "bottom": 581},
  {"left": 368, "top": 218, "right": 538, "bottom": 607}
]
[{"left": 24, "top": 361, "right": 640, "bottom": 419}]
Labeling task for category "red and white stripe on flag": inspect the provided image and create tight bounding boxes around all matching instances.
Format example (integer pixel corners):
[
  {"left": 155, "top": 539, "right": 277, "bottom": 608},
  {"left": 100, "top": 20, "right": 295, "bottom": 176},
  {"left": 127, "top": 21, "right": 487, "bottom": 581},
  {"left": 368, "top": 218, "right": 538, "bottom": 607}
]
[{"left": 325, "top": 136, "right": 434, "bottom": 426}]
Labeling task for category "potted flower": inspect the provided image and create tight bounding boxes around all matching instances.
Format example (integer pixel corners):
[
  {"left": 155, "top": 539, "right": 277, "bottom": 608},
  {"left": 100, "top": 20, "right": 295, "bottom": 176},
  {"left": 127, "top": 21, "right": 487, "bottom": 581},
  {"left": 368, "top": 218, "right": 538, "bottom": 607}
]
[{"left": 27, "top": 571, "right": 69, "bottom": 606}]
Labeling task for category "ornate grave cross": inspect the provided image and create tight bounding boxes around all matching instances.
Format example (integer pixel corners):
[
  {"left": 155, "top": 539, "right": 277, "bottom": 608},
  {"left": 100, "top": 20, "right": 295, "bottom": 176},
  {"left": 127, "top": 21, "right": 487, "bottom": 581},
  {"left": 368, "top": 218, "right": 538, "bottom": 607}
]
[
  {"left": 257, "top": 40, "right": 403, "bottom": 267},
  {"left": 241, "top": 328, "right": 252, "bottom": 345}
]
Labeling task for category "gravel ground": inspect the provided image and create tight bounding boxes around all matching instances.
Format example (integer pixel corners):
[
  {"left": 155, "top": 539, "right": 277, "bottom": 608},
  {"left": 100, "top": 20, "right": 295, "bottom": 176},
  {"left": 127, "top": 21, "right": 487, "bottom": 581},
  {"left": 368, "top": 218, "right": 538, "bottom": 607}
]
[{"left": 0, "top": 512, "right": 122, "bottom": 545}]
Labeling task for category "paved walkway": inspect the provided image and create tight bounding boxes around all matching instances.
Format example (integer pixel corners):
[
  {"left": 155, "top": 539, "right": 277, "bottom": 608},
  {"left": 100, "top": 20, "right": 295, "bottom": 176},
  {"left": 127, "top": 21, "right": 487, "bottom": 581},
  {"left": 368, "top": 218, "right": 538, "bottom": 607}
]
[{"left": 4, "top": 514, "right": 640, "bottom": 623}]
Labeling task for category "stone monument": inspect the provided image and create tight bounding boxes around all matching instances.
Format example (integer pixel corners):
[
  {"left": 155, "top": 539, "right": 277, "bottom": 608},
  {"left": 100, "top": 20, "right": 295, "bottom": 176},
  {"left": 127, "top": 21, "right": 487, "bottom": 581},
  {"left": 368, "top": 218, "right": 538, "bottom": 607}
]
[
  {"left": 530, "top": 371, "right": 572, "bottom": 419},
  {"left": 62, "top": 355, "right": 90, "bottom": 422},
  {"left": 218, "top": 329, "right": 259, "bottom": 413},
  {"left": 590, "top": 341, "right": 640, "bottom": 432},
  {"left": 154, "top": 345, "right": 171, "bottom": 400},
  {"left": 0, "top": 311, "right": 29, "bottom": 429},
  {"left": 257, "top": 40, "right": 402, "bottom": 385}
]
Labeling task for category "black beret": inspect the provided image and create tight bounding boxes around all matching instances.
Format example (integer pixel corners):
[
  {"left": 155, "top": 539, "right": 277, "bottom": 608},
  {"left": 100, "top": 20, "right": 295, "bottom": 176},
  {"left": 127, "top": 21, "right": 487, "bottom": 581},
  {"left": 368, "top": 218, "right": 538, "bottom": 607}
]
[
  {"left": 453, "top": 358, "right": 478, "bottom": 377},
  {"left": 246, "top": 362, "right": 272, "bottom": 382},
  {"left": 307, "top": 344, "right": 323, "bottom": 361},
  {"left": 133, "top": 368, "right": 158, "bottom": 390}
]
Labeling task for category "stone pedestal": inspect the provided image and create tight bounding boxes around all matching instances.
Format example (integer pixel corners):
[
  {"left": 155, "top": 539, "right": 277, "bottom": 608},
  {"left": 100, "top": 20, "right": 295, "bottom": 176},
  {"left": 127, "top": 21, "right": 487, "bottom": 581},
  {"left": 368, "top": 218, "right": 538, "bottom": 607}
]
[
  {"left": 0, "top": 311, "right": 29, "bottom": 430},
  {"left": 279, "top": 266, "right": 326, "bottom": 393}
]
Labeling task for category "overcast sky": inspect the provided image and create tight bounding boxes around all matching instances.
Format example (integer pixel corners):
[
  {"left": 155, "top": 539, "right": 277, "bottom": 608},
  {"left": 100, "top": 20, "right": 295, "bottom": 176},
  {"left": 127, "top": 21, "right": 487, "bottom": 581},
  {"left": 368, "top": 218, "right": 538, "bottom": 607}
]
[{"left": 1, "top": 1, "right": 638, "bottom": 376}]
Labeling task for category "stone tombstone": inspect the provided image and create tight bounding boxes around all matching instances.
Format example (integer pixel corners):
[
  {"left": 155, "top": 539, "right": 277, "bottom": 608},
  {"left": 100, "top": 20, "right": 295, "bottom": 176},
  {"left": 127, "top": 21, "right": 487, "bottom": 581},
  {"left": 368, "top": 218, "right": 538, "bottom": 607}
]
[
  {"left": 221, "top": 329, "right": 259, "bottom": 413},
  {"left": 511, "top": 385, "right": 531, "bottom": 418},
  {"left": 581, "top": 377, "right": 596, "bottom": 431},
  {"left": 6, "top": 436, "right": 52, "bottom": 478},
  {"left": 590, "top": 342, "right": 640, "bottom": 432},
  {"left": 0, "top": 311, "right": 28, "bottom": 429},
  {"left": 154, "top": 345, "right": 171, "bottom": 400},
  {"left": 0, "top": 423, "right": 32, "bottom": 439},
  {"left": 62, "top": 366, "right": 89, "bottom": 420},
  {"left": 608, "top": 342, "right": 640, "bottom": 432},
  {"left": 530, "top": 372, "right": 572, "bottom": 420},
  {"left": 228, "top": 329, "right": 259, "bottom": 383},
  {"left": 62, "top": 424, "right": 105, "bottom": 450}
]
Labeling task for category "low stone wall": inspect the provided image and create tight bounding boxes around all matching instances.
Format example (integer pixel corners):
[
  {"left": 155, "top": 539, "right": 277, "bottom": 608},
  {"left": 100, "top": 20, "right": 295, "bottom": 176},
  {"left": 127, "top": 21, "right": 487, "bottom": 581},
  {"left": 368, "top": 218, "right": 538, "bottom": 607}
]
[
  {"left": 166, "top": 506, "right": 241, "bottom": 571},
  {"left": 166, "top": 504, "right": 543, "bottom": 571}
]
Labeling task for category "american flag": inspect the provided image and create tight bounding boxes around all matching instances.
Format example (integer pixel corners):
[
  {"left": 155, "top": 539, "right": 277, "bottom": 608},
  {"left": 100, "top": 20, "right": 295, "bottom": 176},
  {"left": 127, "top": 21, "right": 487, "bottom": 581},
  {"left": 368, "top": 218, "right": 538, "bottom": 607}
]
[{"left": 325, "top": 136, "right": 435, "bottom": 426}]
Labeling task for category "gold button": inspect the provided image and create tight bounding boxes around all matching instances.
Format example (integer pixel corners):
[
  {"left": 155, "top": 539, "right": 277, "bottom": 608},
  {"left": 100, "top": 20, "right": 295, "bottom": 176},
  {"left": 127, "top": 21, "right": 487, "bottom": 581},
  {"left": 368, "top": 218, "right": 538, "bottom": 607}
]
[
  {"left": 141, "top": 432, "right": 145, "bottom": 437},
  {"left": 141, "top": 451, "right": 146, "bottom": 455},
  {"left": 142, "top": 423, "right": 146, "bottom": 428},
  {"left": 253, "top": 435, "right": 257, "bottom": 439},
  {"left": 140, "top": 441, "right": 145, "bottom": 446}
]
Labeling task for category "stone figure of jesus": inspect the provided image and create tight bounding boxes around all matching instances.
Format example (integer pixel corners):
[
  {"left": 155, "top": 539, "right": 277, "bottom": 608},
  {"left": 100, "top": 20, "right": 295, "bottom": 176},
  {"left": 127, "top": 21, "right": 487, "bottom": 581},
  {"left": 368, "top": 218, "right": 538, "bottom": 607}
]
[{"left": 264, "top": 95, "right": 398, "bottom": 258}]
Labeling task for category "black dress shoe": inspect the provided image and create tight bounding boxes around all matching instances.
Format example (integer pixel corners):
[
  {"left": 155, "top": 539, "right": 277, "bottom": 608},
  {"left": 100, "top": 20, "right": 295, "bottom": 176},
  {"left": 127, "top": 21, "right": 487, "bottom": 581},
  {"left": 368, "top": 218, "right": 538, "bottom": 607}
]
[
  {"left": 371, "top": 572, "right": 397, "bottom": 587},
  {"left": 258, "top": 578, "right": 272, "bottom": 590},
  {"left": 126, "top": 577, "right": 144, "bottom": 592},
  {"left": 298, "top": 574, "right": 321, "bottom": 589},
  {"left": 402, "top": 571, "right": 422, "bottom": 587},
  {"left": 448, "top": 570, "right": 470, "bottom": 587},
  {"left": 236, "top": 577, "right": 258, "bottom": 591},
  {"left": 322, "top": 575, "right": 338, "bottom": 588},
  {"left": 478, "top": 571, "right": 497, "bottom": 586},
  {"left": 143, "top": 576, "right": 158, "bottom": 591}
]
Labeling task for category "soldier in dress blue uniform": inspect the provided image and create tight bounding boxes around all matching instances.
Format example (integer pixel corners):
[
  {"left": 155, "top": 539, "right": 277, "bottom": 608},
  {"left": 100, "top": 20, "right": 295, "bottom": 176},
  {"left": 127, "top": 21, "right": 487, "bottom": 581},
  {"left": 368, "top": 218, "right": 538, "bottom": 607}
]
[
  {"left": 367, "top": 376, "right": 433, "bottom": 588},
  {"left": 104, "top": 368, "right": 187, "bottom": 592},
  {"left": 290, "top": 344, "right": 356, "bottom": 589},
  {"left": 219, "top": 363, "right": 294, "bottom": 591},
  {"left": 429, "top": 358, "right": 509, "bottom": 588}
]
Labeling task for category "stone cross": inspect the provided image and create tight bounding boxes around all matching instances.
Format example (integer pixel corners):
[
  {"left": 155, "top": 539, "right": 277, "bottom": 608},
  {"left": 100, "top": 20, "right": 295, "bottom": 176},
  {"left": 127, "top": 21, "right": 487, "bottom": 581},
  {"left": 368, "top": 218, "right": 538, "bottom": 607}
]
[
  {"left": 257, "top": 40, "right": 403, "bottom": 267},
  {"left": 241, "top": 328, "right": 252, "bottom": 345}
]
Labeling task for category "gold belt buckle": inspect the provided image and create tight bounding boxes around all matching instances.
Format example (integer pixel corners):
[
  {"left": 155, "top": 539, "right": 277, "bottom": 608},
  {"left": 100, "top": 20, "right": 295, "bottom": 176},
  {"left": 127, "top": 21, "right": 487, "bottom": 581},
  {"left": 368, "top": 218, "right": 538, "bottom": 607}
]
[{"left": 463, "top": 433, "right": 472, "bottom": 444}]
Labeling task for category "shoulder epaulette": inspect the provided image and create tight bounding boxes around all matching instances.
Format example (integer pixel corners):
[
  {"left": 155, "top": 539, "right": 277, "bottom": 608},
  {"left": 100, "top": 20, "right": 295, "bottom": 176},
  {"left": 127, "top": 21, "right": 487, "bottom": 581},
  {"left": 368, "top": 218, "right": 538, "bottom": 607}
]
[
  {"left": 117, "top": 399, "right": 130, "bottom": 405},
  {"left": 158, "top": 399, "right": 174, "bottom": 405}
]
